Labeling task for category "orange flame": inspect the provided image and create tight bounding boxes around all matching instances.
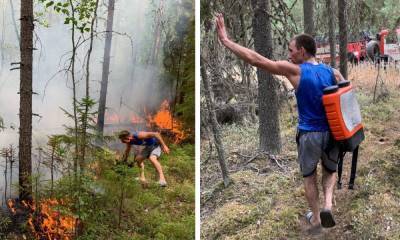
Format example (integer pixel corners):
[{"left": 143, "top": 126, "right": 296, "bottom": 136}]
[
  {"left": 7, "top": 199, "right": 76, "bottom": 240},
  {"left": 103, "top": 100, "right": 187, "bottom": 143},
  {"left": 147, "top": 100, "right": 186, "bottom": 143},
  {"left": 130, "top": 114, "right": 145, "bottom": 124},
  {"left": 105, "top": 112, "right": 121, "bottom": 124}
]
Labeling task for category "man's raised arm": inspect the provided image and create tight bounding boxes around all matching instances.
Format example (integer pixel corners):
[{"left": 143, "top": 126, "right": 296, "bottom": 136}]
[{"left": 215, "top": 13, "right": 299, "bottom": 85}]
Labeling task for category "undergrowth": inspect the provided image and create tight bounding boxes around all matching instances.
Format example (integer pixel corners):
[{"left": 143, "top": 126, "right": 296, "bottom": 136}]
[{"left": 201, "top": 65, "right": 400, "bottom": 239}]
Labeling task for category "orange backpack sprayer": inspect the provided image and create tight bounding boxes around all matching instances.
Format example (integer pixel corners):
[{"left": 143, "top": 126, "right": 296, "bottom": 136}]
[{"left": 322, "top": 80, "right": 365, "bottom": 189}]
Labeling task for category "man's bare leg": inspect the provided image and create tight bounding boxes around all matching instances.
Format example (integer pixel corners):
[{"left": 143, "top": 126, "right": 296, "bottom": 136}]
[
  {"left": 148, "top": 155, "right": 166, "bottom": 183},
  {"left": 304, "top": 171, "right": 321, "bottom": 226},
  {"left": 322, "top": 167, "right": 336, "bottom": 210}
]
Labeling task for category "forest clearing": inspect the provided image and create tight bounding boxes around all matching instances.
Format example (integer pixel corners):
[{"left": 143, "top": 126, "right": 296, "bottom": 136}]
[
  {"left": 201, "top": 64, "right": 400, "bottom": 239},
  {"left": 201, "top": 0, "right": 400, "bottom": 239}
]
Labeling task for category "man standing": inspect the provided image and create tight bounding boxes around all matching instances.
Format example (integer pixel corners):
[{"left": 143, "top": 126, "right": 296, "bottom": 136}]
[
  {"left": 119, "top": 130, "right": 170, "bottom": 187},
  {"left": 215, "top": 13, "right": 344, "bottom": 231}
]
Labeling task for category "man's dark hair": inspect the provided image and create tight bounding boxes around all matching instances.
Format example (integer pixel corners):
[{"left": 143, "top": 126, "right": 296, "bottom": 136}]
[
  {"left": 118, "top": 130, "right": 130, "bottom": 140},
  {"left": 293, "top": 34, "right": 316, "bottom": 57}
]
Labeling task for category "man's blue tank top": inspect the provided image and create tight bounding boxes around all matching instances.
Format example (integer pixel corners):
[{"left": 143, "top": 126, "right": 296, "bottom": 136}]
[
  {"left": 295, "top": 62, "right": 336, "bottom": 131},
  {"left": 129, "top": 132, "right": 158, "bottom": 146}
]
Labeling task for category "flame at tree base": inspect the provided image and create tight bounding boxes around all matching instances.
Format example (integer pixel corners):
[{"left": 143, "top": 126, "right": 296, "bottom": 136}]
[
  {"left": 7, "top": 198, "right": 77, "bottom": 240},
  {"left": 146, "top": 100, "right": 186, "bottom": 143},
  {"left": 106, "top": 100, "right": 187, "bottom": 143}
]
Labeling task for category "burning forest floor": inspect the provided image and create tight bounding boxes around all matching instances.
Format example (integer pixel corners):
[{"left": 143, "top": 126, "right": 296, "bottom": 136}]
[
  {"left": 1, "top": 143, "right": 195, "bottom": 240},
  {"left": 201, "top": 64, "right": 400, "bottom": 239}
]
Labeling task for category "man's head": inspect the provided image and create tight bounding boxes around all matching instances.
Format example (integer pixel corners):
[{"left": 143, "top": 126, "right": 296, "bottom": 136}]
[
  {"left": 118, "top": 130, "right": 130, "bottom": 143},
  {"left": 288, "top": 34, "right": 316, "bottom": 64}
]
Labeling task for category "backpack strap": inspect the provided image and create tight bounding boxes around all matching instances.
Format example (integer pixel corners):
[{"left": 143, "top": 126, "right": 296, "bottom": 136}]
[
  {"left": 337, "top": 144, "right": 359, "bottom": 190},
  {"left": 348, "top": 146, "right": 359, "bottom": 189}
]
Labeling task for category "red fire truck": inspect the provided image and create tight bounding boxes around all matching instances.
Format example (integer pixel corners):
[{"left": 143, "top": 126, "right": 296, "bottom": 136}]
[{"left": 316, "top": 28, "right": 400, "bottom": 64}]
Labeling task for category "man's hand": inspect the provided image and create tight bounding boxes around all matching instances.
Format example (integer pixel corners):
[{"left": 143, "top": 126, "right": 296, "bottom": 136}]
[
  {"left": 216, "top": 13, "right": 229, "bottom": 45},
  {"left": 161, "top": 145, "right": 170, "bottom": 154}
]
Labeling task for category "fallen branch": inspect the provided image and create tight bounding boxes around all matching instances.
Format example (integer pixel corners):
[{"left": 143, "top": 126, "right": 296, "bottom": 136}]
[
  {"left": 269, "top": 154, "right": 285, "bottom": 170},
  {"left": 244, "top": 152, "right": 263, "bottom": 165},
  {"left": 231, "top": 151, "right": 253, "bottom": 158}
]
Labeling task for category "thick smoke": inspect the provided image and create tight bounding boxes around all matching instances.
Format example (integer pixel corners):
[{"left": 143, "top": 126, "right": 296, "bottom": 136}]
[{"left": 0, "top": 0, "right": 180, "bottom": 199}]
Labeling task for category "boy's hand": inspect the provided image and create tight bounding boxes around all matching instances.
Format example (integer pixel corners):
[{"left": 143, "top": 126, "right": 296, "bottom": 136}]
[{"left": 162, "top": 145, "right": 170, "bottom": 154}]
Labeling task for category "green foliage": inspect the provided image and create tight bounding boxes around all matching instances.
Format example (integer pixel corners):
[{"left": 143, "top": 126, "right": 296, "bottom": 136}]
[
  {"left": 155, "top": 214, "right": 195, "bottom": 240},
  {"left": 38, "top": 0, "right": 97, "bottom": 33},
  {"left": 0, "top": 213, "right": 12, "bottom": 238},
  {"left": 162, "top": 0, "right": 195, "bottom": 141},
  {"left": 164, "top": 144, "right": 195, "bottom": 182},
  {"left": 11, "top": 112, "right": 194, "bottom": 239},
  {"left": 59, "top": 96, "right": 98, "bottom": 167}
]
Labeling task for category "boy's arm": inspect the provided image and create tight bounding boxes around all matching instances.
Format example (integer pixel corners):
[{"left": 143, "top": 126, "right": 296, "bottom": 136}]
[
  {"left": 122, "top": 144, "right": 131, "bottom": 161},
  {"left": 137, "top": 131, "right": 170, "bottom": 154},
  {"left": 215, "top": 13, "right": 300, "bottom": 88}
]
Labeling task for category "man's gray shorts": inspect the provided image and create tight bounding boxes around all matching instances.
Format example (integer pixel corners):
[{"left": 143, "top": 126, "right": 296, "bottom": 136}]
[
  {"left": 296, "top": 131, "right": 339, "bottom": 177},
  {"left": 132, "top": 145, "right": 162, "bottom": 159}
]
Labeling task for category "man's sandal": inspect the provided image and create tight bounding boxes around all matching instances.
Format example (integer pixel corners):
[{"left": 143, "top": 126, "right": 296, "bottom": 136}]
[
  {"left": 320, "top": 209, "right": 336, "bottom": 228},
  {"left": 305, "top": 211, "right": 322, "bottom": 234}
]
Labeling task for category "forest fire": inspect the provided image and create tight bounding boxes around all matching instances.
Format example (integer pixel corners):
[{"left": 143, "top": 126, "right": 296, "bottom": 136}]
[
  {"left": 146, "top": 100, "right": 186, "bottom": 143},
  {"left": 7, "top": 198, "right": 77, "bottom": 240},
  {"left": 130, "top": 114, "right": 145, "bottom": 124},
  {"left": 105, "top": 100, "right": 186, "bottom": 143},
  {"left": 105, "top": 113, "right": 122, "bottom": 124}
]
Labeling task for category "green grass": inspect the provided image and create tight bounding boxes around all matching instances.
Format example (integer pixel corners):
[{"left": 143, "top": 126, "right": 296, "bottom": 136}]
[
  {"left": 96, "top": 144, "right": 195, "bottom": 240},
  {"left": 2, "top": 144, "right": 194, "bottom": 240}
]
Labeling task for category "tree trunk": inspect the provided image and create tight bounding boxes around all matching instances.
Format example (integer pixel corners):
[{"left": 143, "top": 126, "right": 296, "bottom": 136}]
[
  {"left": 200, "top": 55, "right": 231, "bottom": 187},
  {"left": 50, "top": 147, "right": 55, "bottom": 198},
  {"left": 326, "top": 0, "right": 336, "bottom": 68},
  {"left": 4, "top": 151, "right": 8, "bottom": 203},
  {"left": 9, "top": 147, "right": 14, "bottom": 197},
  {"left": 172, "top": 44, "right": 183, "bottom": 130},
  {"left": 338, "top": 0, "right": 348, "bottom": 79},
  {"left": 19, "top": 0, "right": 33, "bottom": 201},
  {"left": 97, "top": 0, "right": 115, "bottom": 137},
  {"left": 251, "top": 0, "right": 281, "bottom": 154},
  {"left": 69, "top": 0, "right": 79, "bottom": 175},
  {"left": 148, "top": 0, "right": 165, "bottom": 65},
  {"left": 81, "top": 0, "right": 99, "bottom": 170},
  {"left": 303, "top": 0, "right": 314, "bottom": 36}
]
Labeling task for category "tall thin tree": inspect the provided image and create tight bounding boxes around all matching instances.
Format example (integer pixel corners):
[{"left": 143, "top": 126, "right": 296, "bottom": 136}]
[
  {"left": 303, "top": 0, "right": 315, "bottom": 36},
  {"left": 148, "top": 0, "right": 165, "bottom": 65},
  {"left": 326, "top": 0, "right": 336, "bottom": 68},
  {"left": 201, "top": 55, "right": 230, "bottom": 187},
  {"left": 68, "top": 0, "right": 79, "bottom": 175},
  {"left": 338, "top": 0, "right": 348, "bottom": 79},
  {"left": 251, "top": 0, "right": 281, "bottom": 154},
  {"left": 97, "top": 0, "right": 116, "bottom": 137},
  {"left": 19, "top": 0, "right": 33, "bottom": 201},
  {"left": 81, "top": 0, "right": 99, "bottom": 169}
]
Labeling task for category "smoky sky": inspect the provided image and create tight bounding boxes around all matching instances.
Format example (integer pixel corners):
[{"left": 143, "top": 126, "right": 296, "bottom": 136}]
[
  {"left": 0, "top": 0, "right": 192, "bottom": 194},
  {"left": 0, "top": 0, "right": 185, "bottom": 148}
]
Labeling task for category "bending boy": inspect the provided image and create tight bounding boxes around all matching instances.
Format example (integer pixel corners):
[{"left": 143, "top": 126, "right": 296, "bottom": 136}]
[{"left": 119, "top": 130, "right": 170, "bottom": 187}]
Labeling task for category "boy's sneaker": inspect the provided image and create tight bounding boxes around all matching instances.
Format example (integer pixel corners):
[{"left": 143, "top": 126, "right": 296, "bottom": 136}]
[{"left": 159, "top": 180, "right": 167, "bottom": 187}]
